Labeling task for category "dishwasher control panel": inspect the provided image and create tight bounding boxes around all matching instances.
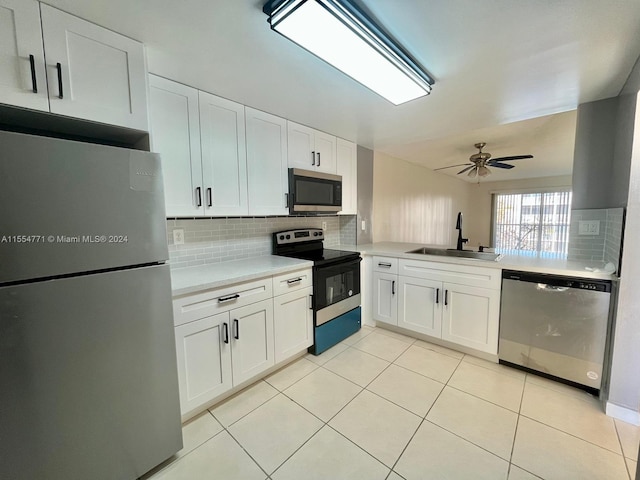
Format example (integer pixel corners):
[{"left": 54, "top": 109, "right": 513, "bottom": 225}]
[{"left": 502, "top": 270, "right": 611, "bottom": 292}]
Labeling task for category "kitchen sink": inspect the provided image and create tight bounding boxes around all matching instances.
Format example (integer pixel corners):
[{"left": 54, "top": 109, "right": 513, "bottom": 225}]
[{"left": 406, "top": 247, "right": 502, "bottom": 261}]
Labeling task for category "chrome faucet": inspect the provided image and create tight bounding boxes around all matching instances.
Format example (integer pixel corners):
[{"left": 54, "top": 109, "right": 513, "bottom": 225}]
[{"left": 456, "top": 212, "right": 468, "bottom": 250}]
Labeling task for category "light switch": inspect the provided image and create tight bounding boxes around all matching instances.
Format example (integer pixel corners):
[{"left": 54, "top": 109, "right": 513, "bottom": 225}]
[{"left": 361, "top": 220, "right": 366, "bottom": 231}]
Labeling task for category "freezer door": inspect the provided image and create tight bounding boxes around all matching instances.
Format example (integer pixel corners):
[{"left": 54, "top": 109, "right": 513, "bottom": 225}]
[
  {"left": 0, "top": 130, "right": 168, "bottom": 283},
  {"left": 0, "top": 264, "right": 182, "bottom": 479}
]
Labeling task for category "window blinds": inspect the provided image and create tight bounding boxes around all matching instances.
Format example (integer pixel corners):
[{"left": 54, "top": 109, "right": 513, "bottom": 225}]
[{"left": 494, "top": 191, "right": 572, "bottom": 258}]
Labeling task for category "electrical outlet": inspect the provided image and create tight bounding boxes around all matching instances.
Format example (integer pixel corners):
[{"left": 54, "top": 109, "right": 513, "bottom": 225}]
[
  {"left": 321, "top": 221, "right": 327, "bottom": 231},
  {"left": 173, "top": 229, "right": 185, "bottom": 245},
  {"left": 578, "top": 220, "right": 600, "bottom": 236},
  {"left": 361, "top": 220, "right": 366, "bottom": 231}
]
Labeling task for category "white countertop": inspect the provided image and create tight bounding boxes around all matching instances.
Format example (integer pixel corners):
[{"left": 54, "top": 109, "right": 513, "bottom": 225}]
[
  {"left": 170, "top": 256, "right": 313, "bottom": 296},
  {"left": 337, "top": 242, "right": 617, "bottom": 281}
]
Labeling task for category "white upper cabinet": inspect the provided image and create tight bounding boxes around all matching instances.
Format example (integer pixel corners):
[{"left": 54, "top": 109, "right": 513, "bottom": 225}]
[
  {"left": 199, "top": 91, "right": 248, "bottom": 216},
  {"left": 245, "top": 107, "right": 289, "bottom": 216},
  {"left": 336, "top": 138, "right": 357, "bottom": 215},
  {"left": 39, "top": 4, "right": 148, "bottom": 130},
  {"left": 148, "top": 75, "right": 202, "bottom": 217},
  {"left": 287, "top": 121, "right": 337, "bottom": 174},
  {"left": 0, "top": 0, "right": 48, "bottom": 112}
]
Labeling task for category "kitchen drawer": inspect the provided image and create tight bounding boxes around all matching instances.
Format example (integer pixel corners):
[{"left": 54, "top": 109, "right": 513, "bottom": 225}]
[
  {"left": 272, "top": 268, "right": 312, "bottom": 297},
  {"left": 373, "top": 256, "right": 398, "bottom": 274},
  {"left": 398, "top": 259, "right": 501, "bottom": 290},
  {"left": 173, "top": 277, "right": 273, "bottom": 326}
]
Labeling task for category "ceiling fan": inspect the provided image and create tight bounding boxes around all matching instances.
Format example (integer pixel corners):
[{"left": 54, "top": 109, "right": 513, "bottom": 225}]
[{"left": 434, "top": 142, "right": 533, "bottom": 178}]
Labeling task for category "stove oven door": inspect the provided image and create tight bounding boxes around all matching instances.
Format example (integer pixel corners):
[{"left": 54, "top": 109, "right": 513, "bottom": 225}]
[{"left": 314, "top": 257, "right": 362, "bottom": 325}]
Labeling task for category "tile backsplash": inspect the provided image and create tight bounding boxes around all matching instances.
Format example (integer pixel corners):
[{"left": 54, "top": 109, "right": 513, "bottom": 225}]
[
  {"left": 167, "top": 215, "right": 356, "bottom": 269},
  {"left": 568, "top": 208, "right": 624, "bottom": 268}
]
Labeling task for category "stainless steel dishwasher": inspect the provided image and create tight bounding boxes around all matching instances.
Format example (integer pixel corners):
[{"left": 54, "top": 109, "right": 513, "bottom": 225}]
[{"left": 499, "top": 270, "right": 612, "bottom": 393}]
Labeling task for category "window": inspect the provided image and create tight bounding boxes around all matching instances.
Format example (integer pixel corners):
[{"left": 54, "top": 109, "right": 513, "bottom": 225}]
[{"left": 493, "top": 191, "right": 572, "bottom": 258}]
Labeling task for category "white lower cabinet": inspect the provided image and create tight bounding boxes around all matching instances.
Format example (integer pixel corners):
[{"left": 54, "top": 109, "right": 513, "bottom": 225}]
[
  {"left": 273, "top": 286, "right": 313, "bottom": 363},
  {"left": 173, "top": 269, "right": 312, "bottom": 419},
  {"left": 230, "top": 299, "right": 275, "bottom": 385},
  {"left": 441, "top": 283, "right": 500, "bottom": 353},
  {"left": 373, "top": 257, "right": 501, "bottom": 355},
  {"left": 372, "top": 272, "right": 398, "bottom": 325},
  {"left": 398, "top": 276, "right": 440, "bottom": 336},
  {"left": 174, "top": 311, "right": 232, "bottom": 415}
]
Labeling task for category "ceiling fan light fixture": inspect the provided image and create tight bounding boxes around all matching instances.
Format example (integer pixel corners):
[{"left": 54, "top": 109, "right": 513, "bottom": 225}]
[
  {"left": 263, "top": 0, "right": 434, "bottom": 105},
  {"left": 467, "top": 168, "right": 477, "bottom": 178},
  {"left": 478, "top": 166, "right": 491, "bottom": 177}
]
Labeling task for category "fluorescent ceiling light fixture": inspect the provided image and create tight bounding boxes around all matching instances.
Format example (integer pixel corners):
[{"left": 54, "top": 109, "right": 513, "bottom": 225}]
[{"left": 263, "top": 0, "right": 434, "bottom": 105}]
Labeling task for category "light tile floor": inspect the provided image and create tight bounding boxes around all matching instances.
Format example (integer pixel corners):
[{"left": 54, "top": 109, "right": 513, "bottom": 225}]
[{"left": 143, "top": 325, "right": 640, "bottom": 480}]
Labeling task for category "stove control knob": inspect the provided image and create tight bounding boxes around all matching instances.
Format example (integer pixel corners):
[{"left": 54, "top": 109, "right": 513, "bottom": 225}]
[
  {"left": 286, "top": 234, "right": 291, "bottom": 239},
  {"left": 279, "top": 235, "right": 284, "bottom": 240}
]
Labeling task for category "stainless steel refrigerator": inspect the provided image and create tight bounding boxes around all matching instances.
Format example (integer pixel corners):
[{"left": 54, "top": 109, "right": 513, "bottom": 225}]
[{"left": 0, "top": 131, "right": 182, "bottom": 479}]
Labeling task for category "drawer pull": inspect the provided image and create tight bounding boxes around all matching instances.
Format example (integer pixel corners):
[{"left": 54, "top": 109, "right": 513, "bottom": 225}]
[
  {"left": 287, "top": 277, "right": 302, "bottom": 285},
  {"left": 222, "top": 322, "right": 229, "bottom": 344},
  {"left": 378, "top": 262, "right": 392, "bottom": 268},
  {"left": 233, "top": 319, "right": 240, "bottom": 340},
  {"left": 218, "top": 294, "right": 240, "bottom": 303}
]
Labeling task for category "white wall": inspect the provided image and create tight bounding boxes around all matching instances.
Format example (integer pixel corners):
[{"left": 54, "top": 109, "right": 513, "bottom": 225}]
[
  {"left": 372, "top": 151, "right": 472, "bottom": 245},
  {"left": 607, "top": 92, "right": 640, "bottom": 422},
  {"left": 466, "top": 175, "right": 573, "bottom": 248},
  {"left": 372, "top": 149, "right": 571, "bottom": 248}
]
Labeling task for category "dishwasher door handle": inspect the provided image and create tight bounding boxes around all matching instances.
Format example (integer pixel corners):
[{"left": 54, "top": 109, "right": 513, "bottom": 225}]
[{"left": 538, "top": 283, "right": 569, "bottom": 292}]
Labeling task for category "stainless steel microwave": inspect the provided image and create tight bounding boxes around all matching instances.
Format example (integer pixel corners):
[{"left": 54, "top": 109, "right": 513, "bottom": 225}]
[{"left": 288, "top": 168, "right": 342, "bottom": 214}]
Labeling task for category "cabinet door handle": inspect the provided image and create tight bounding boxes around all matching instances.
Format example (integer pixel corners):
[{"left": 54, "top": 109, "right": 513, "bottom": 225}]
[
  {"left": 444, "top": 290, "right": 448, "bottom": 306},
  {"left": 222, "top": 322, "right": 229, "bottom": 344},
  {"left": 56, "top": 62, "right": 63, "bottom": 99},
  {"left": 436, "top": 288, "right": 439, "bottom": 304},
  {"left": 218, "top": 293, "right": 240, "bottom": 303},
  {"left": 378, "top": 262, "right": 392, "bottom": 268},
  {"left": 233, "top": 319, "right": 239, "bottom": 340},
  {"left": 309, "top": 294, "right": 313, "bottom": 310},
  {"left": 206, "top": 187, "right": 213, "bottom": 207},
  {"left": 392, "top": 280, "right": 396, "bottom": 295},
  {"left": 287, "top": 277, "right": 302, "bottom": 284},
  {"left": 29, "top": 55, "right": 37, "bottom": 93},
  {"left": 317, "top": 152, "right": 321, "bottom": 167},
  {"left": 195, "top": 187, "right": 202, "bottom": 207},
  {"left": 311, "top": 151, "right": 316, "bottom": 166}
]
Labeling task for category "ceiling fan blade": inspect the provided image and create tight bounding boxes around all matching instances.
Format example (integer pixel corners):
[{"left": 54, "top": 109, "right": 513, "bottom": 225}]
[
  {"left": 434, "top": 163, "right": 473, "bottom": 171},
  {"left": 489, "top": 155, "right": 533, "bottom": 162},
  {"left": 457, "top": 165, "right": 476, "bottom": 174},
  {"left": 489, "top": 162, "right": 515, "bottom": 169}
]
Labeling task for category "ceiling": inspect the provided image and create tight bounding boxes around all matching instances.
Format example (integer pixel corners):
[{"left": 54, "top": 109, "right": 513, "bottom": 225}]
[{"left": 44, "top": 0, "right": 640, "bottom": 180}]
